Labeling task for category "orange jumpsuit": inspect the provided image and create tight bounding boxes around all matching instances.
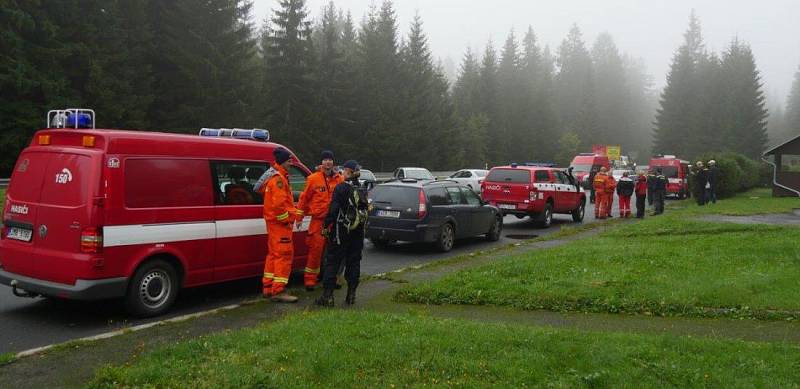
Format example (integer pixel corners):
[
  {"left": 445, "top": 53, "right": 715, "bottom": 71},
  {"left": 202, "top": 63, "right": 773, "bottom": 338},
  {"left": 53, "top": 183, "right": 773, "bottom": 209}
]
[
  {"left": 605, "top": 176, "right": 617, "bottom": 217},
  {"left": 262, "top": 163, "right": 302, "bottom": 296},
  {"left": 593, "top": 173, "right": 609, "bottom": 219},
  {"left": 297, "top": 167, "right": 343, "bottom": 287}
]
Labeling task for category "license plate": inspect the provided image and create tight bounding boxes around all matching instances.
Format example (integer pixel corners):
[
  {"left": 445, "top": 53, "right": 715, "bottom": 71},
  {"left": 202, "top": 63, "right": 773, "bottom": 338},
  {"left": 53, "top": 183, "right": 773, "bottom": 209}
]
[
  {"left": 377, "top": 210, "right": 400, "bottom": 218},
  {"left": 498, "top": 204, "right": 516, "bottom": 210},
  {"left": 7, "top": 227, "right": 32, "bottom": 242}
]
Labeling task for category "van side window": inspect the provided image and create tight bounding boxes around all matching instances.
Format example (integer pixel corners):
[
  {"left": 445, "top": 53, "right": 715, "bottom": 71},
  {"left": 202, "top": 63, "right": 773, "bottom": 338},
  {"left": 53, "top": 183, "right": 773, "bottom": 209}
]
[
  {"left": 126, "top": 159, "right": 213, "bottom": 208},
  {"left": 288, "top": 165, "right": 308, "bottom": 192},
  {"left": 534, "top": 170, "right": 550, "bottom": 183},
  {"left": 211, "top": 161, "right": 268, "bottom": 205}
]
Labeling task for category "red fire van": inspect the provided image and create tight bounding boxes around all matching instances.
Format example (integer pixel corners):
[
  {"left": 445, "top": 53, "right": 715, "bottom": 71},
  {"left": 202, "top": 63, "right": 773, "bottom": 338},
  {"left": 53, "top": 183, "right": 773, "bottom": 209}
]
[{"left": 0, "top": 109, "right": 312, "bottom": 316}]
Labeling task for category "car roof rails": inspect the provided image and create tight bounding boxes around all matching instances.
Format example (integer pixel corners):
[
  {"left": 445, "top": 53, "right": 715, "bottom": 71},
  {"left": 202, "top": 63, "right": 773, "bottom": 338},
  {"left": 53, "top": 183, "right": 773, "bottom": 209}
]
[
  {"left": 424, "top": 179, "right": 457, "bottom": 185},
  {"left": 399, "top": 178, "right": 419, "bottom": 183}
]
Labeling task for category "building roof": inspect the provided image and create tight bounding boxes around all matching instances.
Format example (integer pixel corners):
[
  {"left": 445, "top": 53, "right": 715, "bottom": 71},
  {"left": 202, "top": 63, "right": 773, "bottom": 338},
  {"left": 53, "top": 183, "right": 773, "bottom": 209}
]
[{"left": 764, "top": 133, "right": 800, "bottom": 155}]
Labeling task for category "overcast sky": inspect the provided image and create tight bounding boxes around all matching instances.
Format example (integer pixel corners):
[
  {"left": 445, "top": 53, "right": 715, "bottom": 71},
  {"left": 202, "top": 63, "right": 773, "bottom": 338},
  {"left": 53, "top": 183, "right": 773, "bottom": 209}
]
[{"left": 253, "top": 0, "right": 800, "bottom": 105}]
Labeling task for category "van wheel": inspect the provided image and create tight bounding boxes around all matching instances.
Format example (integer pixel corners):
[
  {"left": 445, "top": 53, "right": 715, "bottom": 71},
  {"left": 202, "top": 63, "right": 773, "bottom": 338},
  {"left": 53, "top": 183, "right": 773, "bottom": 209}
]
[
  {"left": 125, "top": 259, "right": 179, "bottom": 317},
  {"left": 572, "top": 200, "right": 586, "bottom": 222},
  {"left": 486, "top": 215, "right": 503, "bottom": 241},
  {"left": 537, "top": 203, "right": 553, "bottom": 228},
  {"left": 437, "top": 223, "right": 455, "bottom": 252}
]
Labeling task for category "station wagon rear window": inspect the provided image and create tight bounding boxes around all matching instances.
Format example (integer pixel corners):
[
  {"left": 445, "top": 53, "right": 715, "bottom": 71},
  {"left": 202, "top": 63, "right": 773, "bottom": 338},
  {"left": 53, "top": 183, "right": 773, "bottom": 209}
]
[
  {"left": 370, "top": 186, "right": 420, "bottom": 208},
  {"left": 486, "top": 169, "right": 530, "bottom": 183}
]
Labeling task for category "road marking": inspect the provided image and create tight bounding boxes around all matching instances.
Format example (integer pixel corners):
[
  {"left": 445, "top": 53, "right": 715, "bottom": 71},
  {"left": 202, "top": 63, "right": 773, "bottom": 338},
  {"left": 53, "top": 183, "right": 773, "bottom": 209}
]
[{"left": 14, "top": 299, "right": 261, "bottom": 359}]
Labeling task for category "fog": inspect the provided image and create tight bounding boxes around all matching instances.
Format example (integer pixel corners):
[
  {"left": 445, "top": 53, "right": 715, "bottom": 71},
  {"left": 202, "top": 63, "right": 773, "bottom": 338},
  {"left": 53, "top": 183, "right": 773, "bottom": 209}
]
[{"left": 254, "top": 0, "right": 800, "bottom": 101}]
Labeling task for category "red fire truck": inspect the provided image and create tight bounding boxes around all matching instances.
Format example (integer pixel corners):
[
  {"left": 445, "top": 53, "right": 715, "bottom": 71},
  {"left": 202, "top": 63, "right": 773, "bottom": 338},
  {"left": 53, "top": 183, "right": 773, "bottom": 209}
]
[{"left": 649, "top": 155, "right": 690, "bottom": 198}]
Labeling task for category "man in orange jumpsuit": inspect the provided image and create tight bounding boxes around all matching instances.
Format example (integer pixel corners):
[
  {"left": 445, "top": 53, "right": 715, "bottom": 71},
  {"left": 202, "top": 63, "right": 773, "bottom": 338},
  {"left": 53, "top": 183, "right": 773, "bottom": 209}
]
[
  {"left": 297, "top": 150, "right": 343, "bottom": 291},
  {"left": 593, "top": 167, "right": 609, "bottom": 219},
  {"left": 261, "top": 147, "right": 303, "bottom": 302},
  {"left": 605, "top": 172, "right": 617, "bottom": 218}
]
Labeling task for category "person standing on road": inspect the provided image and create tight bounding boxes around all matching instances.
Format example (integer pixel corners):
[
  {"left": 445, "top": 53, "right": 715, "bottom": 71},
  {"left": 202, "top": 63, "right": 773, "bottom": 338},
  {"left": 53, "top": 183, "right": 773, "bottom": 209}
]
[
  {"left": 652, "top": 168, "right": 667, "bottom": 215},
  {"left": 616, "top": 171, "right": 634, "bottom": 218},
  {"left": 646, "top": 170, "right": 656, "bottom": 206},
  {"left": 592, "top": 167, "right": 610, "bottom": 219},
  {"left": 635, "top": 172, "right": 648, "bottom": 218},
  {"left": 260, "top": 147, "right": 303, "bottom": 303},
  {"left": 605, "top": 173, "right": 617, "bottom": 218},
  {"left": 316, "top": 160, "right": 369, "bottom": 307},
  {"left": 588, "top": 166, "right": 599, "bottom": 204},
  {"left": 297, "top": 150, "right": 343, "bottom": 291},
  {"left": 707, "top": 160, "right": 719, "bottom": 204}
]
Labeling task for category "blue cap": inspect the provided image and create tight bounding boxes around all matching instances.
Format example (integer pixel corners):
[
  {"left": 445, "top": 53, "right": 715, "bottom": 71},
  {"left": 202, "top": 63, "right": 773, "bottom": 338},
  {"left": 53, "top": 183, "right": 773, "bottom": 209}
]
[{"left": 342, "top": 160, "right": 359, "bottom": 171}]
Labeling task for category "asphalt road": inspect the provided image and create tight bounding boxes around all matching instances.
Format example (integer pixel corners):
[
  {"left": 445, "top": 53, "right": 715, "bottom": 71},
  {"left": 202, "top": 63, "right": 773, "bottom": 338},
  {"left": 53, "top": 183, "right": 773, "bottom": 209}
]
[{"left": 0, "top": 193, "right": 624, "bottom": 354}]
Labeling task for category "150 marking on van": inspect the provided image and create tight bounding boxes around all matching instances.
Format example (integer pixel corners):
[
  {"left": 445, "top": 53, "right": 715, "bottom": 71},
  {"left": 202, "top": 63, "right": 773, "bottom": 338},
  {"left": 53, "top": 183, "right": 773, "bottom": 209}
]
[{"left": 55, "top": 168, "right": 73, "bottom": 184}]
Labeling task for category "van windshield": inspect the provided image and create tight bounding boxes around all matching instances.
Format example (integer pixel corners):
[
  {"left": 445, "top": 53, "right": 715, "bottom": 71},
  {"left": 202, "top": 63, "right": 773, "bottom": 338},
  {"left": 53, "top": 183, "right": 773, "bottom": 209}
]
[
  {"left": 486, "top": 169, "right": 530, "bottom": 183},
  {"left": 570, "top": 164, "right": 592, "bottom": 173},
  {"left": 654, "top": 166, "right": 679, "bottom": 178}
]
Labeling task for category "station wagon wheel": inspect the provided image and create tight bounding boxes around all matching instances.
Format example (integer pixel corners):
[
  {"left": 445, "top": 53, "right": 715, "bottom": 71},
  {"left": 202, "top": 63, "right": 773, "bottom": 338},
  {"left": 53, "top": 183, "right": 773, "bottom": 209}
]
[
  {"left": 437, "top": 223, "right": 455, "bottom": 252},
  {"left": 486, "top": 215, "right": 502, "bottom": 241},
  {"left": 125, "top": 259, "right": 179, "bottom": 317}
]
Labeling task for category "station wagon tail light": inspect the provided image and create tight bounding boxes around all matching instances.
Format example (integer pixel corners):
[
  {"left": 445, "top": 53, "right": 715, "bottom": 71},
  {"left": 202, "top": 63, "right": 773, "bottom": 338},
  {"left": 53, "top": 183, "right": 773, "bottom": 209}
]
[
  {"left": 81, "top": 227, "right": 103, "bottom": 253},
  {"left": 38, "top": 135, "right": 51, "bottom": 145},
  {"left": 82, "top": 135, "right": 96, "bottom": 147},
  {"left": 418, "top": 190, "right": 427, "bottom": 219}
]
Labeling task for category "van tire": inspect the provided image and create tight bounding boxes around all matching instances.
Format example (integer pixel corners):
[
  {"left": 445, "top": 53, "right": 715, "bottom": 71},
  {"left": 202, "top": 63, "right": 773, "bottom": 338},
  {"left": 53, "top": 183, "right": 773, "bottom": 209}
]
[
  {"left": 536, "top": 202, "right": 554, "bottom": 228},
  {"left": 125, "top": 259, "right": 179, "bottom": 317}
]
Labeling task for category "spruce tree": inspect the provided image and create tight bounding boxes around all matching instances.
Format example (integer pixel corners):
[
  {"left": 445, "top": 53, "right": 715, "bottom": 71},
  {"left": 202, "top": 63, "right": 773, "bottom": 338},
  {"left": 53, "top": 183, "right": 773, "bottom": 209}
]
[
  {"left": 478, "top": 41, "right": 501, "bottom": 164},
  {"left": 556, "top": 24, "right": 597, "bottom": 148},
  {"left": 591, "top": 33, "right": 627, "bottom": 146},
  {"left": 653, "top": 11, "right": 705, "bottom": 158},
  {"left": 262, "top": 0, "right": 317, "bottom": 158},
  {"left": 453, "top": 48, "right": 488, "bottom": 167},
  {"left": 786, "top": 65, "right": 800, "bottom": 139},
  {"left": 719, "top": 39, "right": 768, "bottom": 158}
]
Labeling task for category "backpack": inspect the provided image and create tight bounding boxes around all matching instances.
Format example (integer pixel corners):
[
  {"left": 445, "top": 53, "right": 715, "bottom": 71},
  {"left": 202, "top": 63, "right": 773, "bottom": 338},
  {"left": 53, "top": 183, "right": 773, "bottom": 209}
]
[{"left": 338, "top": 182, "right": 369, "bottom": 232}]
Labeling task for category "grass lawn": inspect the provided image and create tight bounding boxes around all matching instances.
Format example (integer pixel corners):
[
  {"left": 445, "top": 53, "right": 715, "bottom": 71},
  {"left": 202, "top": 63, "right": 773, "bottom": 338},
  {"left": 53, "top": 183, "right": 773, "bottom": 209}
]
[
  {"left": 89, "top": 310, "right": 800, "bottom": 388},
  {"left": 398, "top": 189, "right": 800, "bottom": 320},
  {"left": 678, "top": 187, "right": 799, "bottom": 216}
]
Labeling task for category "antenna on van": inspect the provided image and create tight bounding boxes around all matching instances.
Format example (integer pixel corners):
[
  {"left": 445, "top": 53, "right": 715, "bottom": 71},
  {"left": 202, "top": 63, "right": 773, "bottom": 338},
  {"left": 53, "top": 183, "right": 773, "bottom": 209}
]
[
  {"left": 47, "top": 108, "right": 96, "bottom": 129},
  {"left": 199, "top": 128, "right": 270, "bottom": 142}
]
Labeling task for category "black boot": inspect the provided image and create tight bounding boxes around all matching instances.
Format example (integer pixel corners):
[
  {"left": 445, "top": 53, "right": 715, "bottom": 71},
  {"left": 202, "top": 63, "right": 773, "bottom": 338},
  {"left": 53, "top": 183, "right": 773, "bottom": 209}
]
[
  {"left": 315, "top": 289, "right": 334, "bottom": 307},
  {"left": 345, "top": 285, "right": 357, "bottom": 305}
]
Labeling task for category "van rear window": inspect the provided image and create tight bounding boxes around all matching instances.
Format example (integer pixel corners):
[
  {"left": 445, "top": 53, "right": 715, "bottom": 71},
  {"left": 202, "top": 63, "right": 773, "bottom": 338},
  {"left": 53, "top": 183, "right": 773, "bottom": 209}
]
[
  {"left": 125, "top": 159, "right": 213, "bottom": 208},
  {"left": 486, "top": 169, "right": 530, "bottom": 183},
  {"left": 7, "top": 152, "right": 50, "bottom": 202},
  {"left": 39, "top": 153, "right": 93, "bottom": 206}
]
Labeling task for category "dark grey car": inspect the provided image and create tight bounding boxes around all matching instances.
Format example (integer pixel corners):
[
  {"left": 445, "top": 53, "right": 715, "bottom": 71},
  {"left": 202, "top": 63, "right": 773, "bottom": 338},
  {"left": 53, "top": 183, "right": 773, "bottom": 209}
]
[{"left": 366, "top": 180, "right": 502, "bottom": 252}]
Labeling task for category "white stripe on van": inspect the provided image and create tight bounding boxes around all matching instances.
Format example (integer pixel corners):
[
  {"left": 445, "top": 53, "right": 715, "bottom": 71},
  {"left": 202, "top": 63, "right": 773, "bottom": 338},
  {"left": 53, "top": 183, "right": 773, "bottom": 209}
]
[{"left": 103, "top": 217, "right": 312, "bottom": 248}]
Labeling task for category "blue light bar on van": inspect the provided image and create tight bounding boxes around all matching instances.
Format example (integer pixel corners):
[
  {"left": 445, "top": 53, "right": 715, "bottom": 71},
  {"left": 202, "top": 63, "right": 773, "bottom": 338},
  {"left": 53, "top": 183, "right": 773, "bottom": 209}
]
[
  {"left": 524, "top": 162, "right": 556, "bottom": 167},
  {"left": 199, "top": 128, "right": 270, "bottom": 142},
  {"left": 66, "top": 112, "right": 93, "bottom": 128}
]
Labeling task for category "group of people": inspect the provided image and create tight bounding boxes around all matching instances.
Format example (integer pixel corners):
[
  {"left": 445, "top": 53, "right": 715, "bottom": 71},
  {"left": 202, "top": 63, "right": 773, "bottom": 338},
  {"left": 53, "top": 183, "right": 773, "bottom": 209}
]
[
  {"left": 691, "top": 160, "right": 719, "bottom": 206},
  {"left": 258, "top": 148, "right": 367, "bottom": 306},
  {"left": 592, "top": 167, "right": 669, "bottom": 219}
]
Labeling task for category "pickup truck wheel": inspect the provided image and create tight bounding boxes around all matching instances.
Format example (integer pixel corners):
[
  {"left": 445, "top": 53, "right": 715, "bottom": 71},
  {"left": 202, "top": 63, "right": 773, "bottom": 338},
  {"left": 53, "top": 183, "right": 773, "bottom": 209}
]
[
  {"left": 536, "top": 203, "right": 554, "bottom": 228},
  {"left": 572, "top": 200, "right": 586, "bottom": 222},
  {"left": 437, "top": 223, "right": 455, "bottom": 252},
  {"left": 486, "top": 215, "right": 503, "bottom": 241},
  {"left": 125, "top": 259, "right": 179, "bottom": 317}
]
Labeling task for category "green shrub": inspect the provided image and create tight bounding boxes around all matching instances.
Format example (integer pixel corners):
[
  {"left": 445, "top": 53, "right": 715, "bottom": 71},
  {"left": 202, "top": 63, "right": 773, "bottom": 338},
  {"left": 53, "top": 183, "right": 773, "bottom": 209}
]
[{"left": 694, "top": 152, "right": 762, "bottom": 198}]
